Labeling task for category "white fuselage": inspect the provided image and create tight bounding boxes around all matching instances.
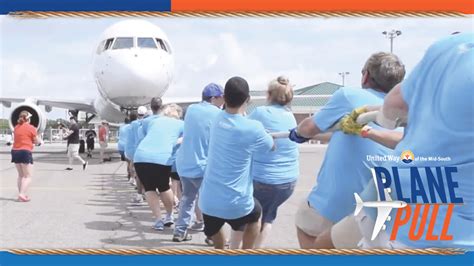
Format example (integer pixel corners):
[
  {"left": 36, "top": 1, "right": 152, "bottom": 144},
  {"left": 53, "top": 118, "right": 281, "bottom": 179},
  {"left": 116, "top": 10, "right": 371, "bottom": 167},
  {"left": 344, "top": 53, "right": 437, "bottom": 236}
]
[
  {"left": 91, "top": 20, "right": 174, "bottom": 122},
  {"left": 361, "top": 201, "right": 407, "bottom": 209}
]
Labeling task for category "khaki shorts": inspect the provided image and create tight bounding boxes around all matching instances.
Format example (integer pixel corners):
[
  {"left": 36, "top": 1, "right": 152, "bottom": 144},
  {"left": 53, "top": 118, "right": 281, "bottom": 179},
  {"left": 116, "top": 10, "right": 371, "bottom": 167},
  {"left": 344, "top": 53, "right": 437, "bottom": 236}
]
[
  {"left": 295, "top": 201, "right": 333, "bottom": 237},
  {"left": 67, "top": 143, "right": 80, "bottom": 157},
  {"left": 330, "top": 215, "right": 363, "bottom": 248}
]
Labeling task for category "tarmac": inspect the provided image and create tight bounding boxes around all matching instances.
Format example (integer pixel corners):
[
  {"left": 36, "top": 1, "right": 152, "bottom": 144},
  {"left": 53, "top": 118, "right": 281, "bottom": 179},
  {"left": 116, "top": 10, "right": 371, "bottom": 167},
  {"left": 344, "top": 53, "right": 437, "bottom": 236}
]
[{"left": 0, "top": 143, "right": 327, "bottom": 249}]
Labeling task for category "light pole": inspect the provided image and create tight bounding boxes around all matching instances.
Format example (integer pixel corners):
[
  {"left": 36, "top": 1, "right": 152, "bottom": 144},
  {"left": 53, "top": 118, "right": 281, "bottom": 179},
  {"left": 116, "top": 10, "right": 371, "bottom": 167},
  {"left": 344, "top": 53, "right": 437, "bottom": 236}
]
[
  {"left": 382, "top": 30, "right": 402, "bottom": 53},
  {"left": 338, "top": 72, "right": 350, "bottom": 86}
]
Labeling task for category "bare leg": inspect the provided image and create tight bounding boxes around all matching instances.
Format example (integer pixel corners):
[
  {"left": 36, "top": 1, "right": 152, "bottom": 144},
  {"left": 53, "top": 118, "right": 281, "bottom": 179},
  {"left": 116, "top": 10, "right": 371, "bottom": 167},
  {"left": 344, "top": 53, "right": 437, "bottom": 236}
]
[
  {"left": 194, "top": 195, "right": 203, "bottom": 222},
  {"left": 242, "top": 220, "right": 261, "bottom": 249},
  {"left": 15, "top": 164, "right": 24, "bottom": 193},
  {"left": 171, "top": 180, "right": 182, "bottom": 202},
  {"left": 99, "top": 142, "right": 105, "bottom": 161},
  {"left": 296, "top": 226, "right": 318, "bottom": 249},
  {"left": 255, "top": 223, "right": 272, "bottom": 248},
  {"left": 19, "top": 164, "right": 33, "bottom": 197},
  {"left": 144, "top": 191, "right": 162, "bottom": 219},
  {"left": 229, "top": 230, "right": 243, "bottom": 249},
  {"left": 159, "top": 189, "right": 174, "bottom": 215},
  {"left": 313, "top": 228, "right": 335, "bottom": 249},
  {"left": 211, "top": 228, "right": 226, "bottom": 249}
]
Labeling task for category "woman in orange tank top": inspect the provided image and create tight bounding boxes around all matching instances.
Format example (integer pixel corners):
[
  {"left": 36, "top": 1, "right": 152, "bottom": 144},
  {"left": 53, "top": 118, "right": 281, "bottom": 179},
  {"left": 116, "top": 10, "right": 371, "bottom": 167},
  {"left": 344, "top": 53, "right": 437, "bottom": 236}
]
[{"left": 11, "top": 111, "right": 41, "bottom": 202}]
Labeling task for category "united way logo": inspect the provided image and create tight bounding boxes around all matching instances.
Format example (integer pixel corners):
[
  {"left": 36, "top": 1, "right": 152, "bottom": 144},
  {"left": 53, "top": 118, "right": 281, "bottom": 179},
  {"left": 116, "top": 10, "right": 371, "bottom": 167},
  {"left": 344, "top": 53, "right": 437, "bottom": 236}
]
[{"left": 400, "top": 150, "right": 414, "bottom": 164}]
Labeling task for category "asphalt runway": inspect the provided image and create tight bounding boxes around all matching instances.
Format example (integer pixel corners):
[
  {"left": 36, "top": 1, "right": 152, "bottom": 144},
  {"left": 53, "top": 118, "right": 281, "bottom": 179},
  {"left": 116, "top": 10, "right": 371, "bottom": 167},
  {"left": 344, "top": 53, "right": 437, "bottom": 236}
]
[{"left": 0, "top": 143, "right": 326, "bottom": 249}]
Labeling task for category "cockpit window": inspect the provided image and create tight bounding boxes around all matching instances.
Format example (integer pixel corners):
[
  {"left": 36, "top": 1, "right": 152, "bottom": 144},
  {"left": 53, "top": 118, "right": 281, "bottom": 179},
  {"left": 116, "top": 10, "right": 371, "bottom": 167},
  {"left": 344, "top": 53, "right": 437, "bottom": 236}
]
[
  {"left": 104, "top": 38, "right": 114, "bottom": 50},
  {"left": 138, "top": 38, "right": 157, "bottom": 49},
  {"left": 164, "top": 40, "right": 172, "bottom": 54},
  {"left": 155, "top": 38, "right": 168, "bottom": 52},
  {"left": 112, "top": 37, "right": 134, "bottom": 49}
]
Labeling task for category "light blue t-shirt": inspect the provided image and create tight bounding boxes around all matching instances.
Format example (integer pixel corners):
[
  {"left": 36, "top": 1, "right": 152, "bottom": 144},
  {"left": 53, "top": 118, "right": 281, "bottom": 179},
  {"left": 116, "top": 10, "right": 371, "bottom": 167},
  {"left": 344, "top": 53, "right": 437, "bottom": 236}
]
[
  {"left": 248, "top": 105, "right": 299, "bottom": 184},
  {"left": 308, "top": 87, "right": 395, "bottom": 223},
  {"left": 176, "top": 102, "right": 222, "bottom": 178},
  {"left": 124, "top": 119, "right": 142, "bottom": 160},
  {"left": 171, "top": 144, "right": 180, "bottom": 173},
  {"left": 198, "top": 111, "right": 274, "bottom": 219},
  {"left": 383, "top": 33, "right": 474, "bottom": 249},
  {"left": 134, "top": 116, "right": 184, "bottom": 166},
  {"left": 138, "top": 114, "right": 160, "bottom": 141},
  {"left": 117, "top": 124, "right": 130, "bottom": 152}
]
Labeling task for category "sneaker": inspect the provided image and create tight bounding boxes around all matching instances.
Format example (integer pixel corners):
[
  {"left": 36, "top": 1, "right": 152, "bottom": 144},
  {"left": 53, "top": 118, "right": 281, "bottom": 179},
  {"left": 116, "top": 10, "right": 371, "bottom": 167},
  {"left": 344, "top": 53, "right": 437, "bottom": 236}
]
[
  {"left": 152, "top": 219, "right": 164, "bottom": 231},
  {"left": 83, "top": 161, "right": 88, "bottom": 170},
  {"left": 204, "top": 237, "right": 214, "bottom": 246},
  {"left": 65, "top": 167, "right": 73, "bottom": 171},
  {"left": 131, "top": 195, "right": 143, "bottom": 204},
  {"left": 172, "top": 232, "right": 192, "bottom": 242},
  {"left": 129, "top": 178, "right": 136, "bottom": 186},
  {"left": 18, "top": 195, "right": 30, "bottom": 202},
  {"left": 189, "top": 221, "right": 204, "bottom": 232},
  {"left": 163, "top": 215, "right": 174, "bottom": 227}
]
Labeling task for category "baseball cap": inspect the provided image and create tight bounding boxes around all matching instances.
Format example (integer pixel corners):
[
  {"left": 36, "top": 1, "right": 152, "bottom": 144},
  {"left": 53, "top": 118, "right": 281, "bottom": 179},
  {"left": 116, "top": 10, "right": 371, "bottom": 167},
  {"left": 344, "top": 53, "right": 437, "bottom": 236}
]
[
  {"left": 202, "top": 83, "right": 224, "bottom": 98},
  {"left": 137, "top": 106, "right": 147, "bottom": 116}
]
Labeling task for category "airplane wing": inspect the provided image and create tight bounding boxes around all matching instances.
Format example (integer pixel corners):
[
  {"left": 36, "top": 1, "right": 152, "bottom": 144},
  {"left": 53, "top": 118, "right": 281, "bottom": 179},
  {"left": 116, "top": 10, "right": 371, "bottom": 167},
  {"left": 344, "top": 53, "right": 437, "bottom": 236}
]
[
  {"left": 371, "top": 206, "right": 392, "bottom": 240},
  {"left": 0, "top": 97, "right": 96, "bottom": 114}
]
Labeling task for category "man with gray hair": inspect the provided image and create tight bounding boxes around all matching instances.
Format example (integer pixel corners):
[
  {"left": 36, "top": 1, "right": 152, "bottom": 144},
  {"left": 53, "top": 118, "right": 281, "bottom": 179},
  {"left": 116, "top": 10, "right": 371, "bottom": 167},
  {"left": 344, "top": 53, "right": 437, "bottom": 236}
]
[{"left": 288, "top": 52, "right": 405, "bottom": 248}]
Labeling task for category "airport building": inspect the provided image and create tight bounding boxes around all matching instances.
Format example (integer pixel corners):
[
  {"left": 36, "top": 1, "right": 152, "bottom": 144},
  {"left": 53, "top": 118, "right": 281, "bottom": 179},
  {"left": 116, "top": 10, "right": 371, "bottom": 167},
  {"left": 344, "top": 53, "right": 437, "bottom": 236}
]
[{"left": 249, "top": 81, "right": 342, "bottom": 124}]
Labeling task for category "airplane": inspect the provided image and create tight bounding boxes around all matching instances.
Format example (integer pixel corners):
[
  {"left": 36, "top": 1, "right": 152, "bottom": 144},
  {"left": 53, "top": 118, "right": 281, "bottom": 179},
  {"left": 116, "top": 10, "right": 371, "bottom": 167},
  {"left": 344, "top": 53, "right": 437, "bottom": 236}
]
[
  {"left": 353, "top": 169, "right": 407, "bottom": 241},
  {"left": 0, "top": 20, "right": 180, "bottom": 132},
  {"left": 0, "top": 19, "right": 332, "bottom": 134}
]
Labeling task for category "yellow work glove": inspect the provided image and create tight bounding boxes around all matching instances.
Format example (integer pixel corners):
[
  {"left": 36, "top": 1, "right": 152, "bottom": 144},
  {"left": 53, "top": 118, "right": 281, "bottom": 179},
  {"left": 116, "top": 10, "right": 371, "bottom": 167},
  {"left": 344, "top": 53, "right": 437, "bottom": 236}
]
[{"left": 339, "top": 106, "right": 368, "bottom": 135}]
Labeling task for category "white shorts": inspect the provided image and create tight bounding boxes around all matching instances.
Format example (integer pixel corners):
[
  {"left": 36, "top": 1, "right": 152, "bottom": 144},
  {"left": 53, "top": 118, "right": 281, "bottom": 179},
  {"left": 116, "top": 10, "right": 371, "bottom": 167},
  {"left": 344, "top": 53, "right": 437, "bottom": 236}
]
[
  {"left": 295, "top": 201, "right": 333, "bottom": 237},
  {"left": 355, "top": 209, "right": 409, "bottom": 249},
  {"left": 330, "top": 215, "right": 363, "bottom": 248},
  {"left": 99, "top": 141, "right": 108, "bottom": 148},
  {"left": 67, "top": 143, "right": 80, "bottom": 157}
]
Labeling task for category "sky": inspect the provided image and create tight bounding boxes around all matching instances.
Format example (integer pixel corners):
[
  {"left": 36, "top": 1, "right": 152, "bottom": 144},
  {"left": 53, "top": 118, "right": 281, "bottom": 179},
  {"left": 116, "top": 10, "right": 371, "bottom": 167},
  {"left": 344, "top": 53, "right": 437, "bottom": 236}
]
[{"left": 0, "top": 16, "right": 473, "bottom": 119}]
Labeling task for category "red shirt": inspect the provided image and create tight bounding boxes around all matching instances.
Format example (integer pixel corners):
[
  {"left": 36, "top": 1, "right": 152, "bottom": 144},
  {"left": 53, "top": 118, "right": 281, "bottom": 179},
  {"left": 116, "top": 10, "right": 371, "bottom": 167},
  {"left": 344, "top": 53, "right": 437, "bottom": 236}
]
[
  {"left": 13, "top": 123, "right": 37, "bottom": 151},
  {"left": 99, "top": 126, "right": 108, "bottom": 142}
]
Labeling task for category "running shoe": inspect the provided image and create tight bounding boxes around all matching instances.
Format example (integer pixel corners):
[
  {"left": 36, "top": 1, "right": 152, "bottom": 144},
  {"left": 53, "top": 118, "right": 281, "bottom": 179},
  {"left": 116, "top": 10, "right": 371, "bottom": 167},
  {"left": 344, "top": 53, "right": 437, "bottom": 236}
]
[
  {"left": 189, "top": 221, "right": 204, "bottom": 232},
  {"left": 83, "top": 161, "right": 88, "bottom": 170},
  {"left": 172, "top": 231, "right": 192, "bottom": 242},
  {"left": 18, "top": 195, "right": 30, "bottom": 202},
  {"left": 65, "top": 167, "right": 73, "bottom": 171},
  {"left": 163, "top": 215, "right": 174, "bottom": 227},
  {"left": 204, "top": 237, "right": 214, "bottom": 246},
  {"left": 152, "top": 219, "right": 165, "bottom": 231},
  {"left": 131, "top": 194, "right": 143, "bottom": 204}
]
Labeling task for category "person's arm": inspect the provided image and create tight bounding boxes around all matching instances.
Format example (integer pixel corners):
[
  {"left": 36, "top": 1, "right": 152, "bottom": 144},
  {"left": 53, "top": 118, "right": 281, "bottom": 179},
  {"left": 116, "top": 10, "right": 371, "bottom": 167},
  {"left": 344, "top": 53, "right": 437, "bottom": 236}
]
[
  {"left": 63, "top": 128, "right": 73, "bottom": 139},
  {"left": 290, "top": 89, "right": 350, "bottom": 143},
  {"left": 361, "top": 126, "right": 403, "bottom": 149},
  {"left": 312, "top": 132, "right": 332, "bottom": 143},
  {"left": 296, "top": 117, "right": 322, "bottom": 138},
  {"left": 254, "top": 123, "right": 275, "bottom": 153},
  {"left": 378, "top": 83, "right": 409, "bottom": 129}
]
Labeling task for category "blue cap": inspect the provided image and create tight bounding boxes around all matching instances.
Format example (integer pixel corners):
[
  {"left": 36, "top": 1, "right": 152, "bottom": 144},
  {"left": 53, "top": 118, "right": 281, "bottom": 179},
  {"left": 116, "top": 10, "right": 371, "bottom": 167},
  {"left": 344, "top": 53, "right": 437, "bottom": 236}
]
[{"left": 202, "top": 83, "right": 224, "bottom": 97}]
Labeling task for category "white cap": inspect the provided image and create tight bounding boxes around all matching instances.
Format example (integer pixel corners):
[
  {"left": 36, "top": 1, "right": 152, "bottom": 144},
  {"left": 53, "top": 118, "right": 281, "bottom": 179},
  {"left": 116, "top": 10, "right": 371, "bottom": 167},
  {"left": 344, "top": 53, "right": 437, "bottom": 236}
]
[{"left": 137, "top": 106, "right": 147, "bottom": 115}]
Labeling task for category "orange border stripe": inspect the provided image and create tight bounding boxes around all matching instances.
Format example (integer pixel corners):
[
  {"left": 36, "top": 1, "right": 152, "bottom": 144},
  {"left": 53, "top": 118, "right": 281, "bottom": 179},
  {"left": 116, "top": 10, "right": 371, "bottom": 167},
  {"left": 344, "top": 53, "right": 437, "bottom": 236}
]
[{"left": 171, "top": 0, "right": 474, "bottom": 14}]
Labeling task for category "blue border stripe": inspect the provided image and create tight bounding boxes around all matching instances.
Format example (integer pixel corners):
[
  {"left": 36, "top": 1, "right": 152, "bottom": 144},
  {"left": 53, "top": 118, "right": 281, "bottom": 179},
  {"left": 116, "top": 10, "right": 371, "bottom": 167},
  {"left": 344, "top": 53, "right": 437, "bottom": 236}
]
[
  {"left": 0, "top": 252, "right": 473, "bottom": 266},
  {"left": 0, "top": 0, "right": 171, "bottom": 14}
]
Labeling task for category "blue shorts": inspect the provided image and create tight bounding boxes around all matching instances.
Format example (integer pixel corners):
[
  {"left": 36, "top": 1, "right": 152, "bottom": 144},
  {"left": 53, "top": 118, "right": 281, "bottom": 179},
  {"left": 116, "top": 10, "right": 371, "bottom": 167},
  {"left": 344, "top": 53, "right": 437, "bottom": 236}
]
[
  {"left": 11, "top": 149, "right": 33, "bottom": 164},
  {"left": 253, "top": 180, "right": 296, "bottom": 223}
]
